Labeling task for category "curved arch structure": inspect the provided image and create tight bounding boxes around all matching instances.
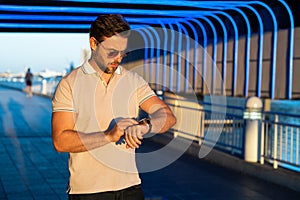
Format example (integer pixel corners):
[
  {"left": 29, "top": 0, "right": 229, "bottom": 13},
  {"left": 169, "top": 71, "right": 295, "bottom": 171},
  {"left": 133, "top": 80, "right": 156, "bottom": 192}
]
[{"left": 0, "top": 0, "right": 297, "bottom": 99}]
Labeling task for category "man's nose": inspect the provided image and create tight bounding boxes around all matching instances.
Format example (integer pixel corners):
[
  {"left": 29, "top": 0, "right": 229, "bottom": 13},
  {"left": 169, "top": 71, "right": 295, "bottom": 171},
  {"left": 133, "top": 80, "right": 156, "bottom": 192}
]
[{"left": 115, "top": 54, "right": 123, "bottom": 62}]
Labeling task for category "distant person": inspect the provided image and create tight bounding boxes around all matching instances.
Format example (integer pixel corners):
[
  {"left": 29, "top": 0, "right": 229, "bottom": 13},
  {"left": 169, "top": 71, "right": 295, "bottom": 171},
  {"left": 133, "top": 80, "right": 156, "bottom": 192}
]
[
  {"left": 51, "top": 14, "right": 176, "bottom": 199},
  {"left": 25, "top": 68, "right": 33, "bottom": 97}
]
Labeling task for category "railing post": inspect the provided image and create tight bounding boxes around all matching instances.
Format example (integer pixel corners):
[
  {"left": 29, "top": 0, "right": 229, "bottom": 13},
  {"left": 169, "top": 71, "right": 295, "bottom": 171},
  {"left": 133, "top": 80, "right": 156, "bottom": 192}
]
[
  {"left": 243, "top": 96, "right": 263, "bottom": 162},
  {"left": 260, "top": 114, "right": 265, "bottom": 165},
  {"left": 163, "top": 92, "right": 201, "bottom": 141},
  {"left": 199, "top": 111, "right": 205, "bottom": 145},
  {"left": 273, "top": 115, "right": 278, "bottom": 169}
]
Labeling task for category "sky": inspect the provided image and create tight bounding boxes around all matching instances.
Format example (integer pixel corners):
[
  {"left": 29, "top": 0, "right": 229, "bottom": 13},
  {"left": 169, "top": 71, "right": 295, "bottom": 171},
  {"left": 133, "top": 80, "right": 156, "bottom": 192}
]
[{"left": 0, "top": 32, "right": 90, "bottom": 74}]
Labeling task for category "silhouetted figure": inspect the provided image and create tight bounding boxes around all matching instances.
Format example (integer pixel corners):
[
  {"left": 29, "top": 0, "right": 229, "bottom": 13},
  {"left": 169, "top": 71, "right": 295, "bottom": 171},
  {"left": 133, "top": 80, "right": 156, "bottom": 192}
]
[{"left": 25, "top": 68, "right": 33, "bottom": 97}]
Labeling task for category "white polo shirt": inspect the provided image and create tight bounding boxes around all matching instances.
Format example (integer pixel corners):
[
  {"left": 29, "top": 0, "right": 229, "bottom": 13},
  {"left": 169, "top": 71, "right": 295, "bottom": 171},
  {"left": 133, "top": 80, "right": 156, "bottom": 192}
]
[{"left": 52, "top": 61, "right": 156, "bottom": 194}]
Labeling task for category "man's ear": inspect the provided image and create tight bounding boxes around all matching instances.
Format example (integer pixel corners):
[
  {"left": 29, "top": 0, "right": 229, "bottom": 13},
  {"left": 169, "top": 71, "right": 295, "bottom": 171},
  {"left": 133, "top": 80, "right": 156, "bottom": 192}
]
[{"left": 90, "top": 37, "right": 97, "bottom": 51}]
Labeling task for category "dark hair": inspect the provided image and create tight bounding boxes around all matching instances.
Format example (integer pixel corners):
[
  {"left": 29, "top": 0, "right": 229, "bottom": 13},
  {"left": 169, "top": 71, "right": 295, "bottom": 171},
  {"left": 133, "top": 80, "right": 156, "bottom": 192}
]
[{"left": 89, "top": 14, "right": 131, "bottom": 42}]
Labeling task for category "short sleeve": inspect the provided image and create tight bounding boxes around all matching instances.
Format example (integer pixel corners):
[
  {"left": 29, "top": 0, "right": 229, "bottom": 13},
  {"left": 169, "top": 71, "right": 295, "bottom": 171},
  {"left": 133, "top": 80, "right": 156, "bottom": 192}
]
[
  {"left": 52, "top": 77, "right": 75, "bottom": 112},
  {"left": 136, "top": 76, "right": 156, "bottom": 105}
]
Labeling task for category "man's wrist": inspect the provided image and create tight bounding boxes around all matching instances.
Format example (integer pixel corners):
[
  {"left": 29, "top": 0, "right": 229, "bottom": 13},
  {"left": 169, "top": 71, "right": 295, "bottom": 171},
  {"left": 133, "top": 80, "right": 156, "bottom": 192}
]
[
  {"left": 104, "top": 131, "right": 113, "bottom": 143},
  {"left": 138, "top": 118, "right": 152, "bottom": 134},
  {"left": 145, "top": 122, "right": 152, "bottom": 134}
]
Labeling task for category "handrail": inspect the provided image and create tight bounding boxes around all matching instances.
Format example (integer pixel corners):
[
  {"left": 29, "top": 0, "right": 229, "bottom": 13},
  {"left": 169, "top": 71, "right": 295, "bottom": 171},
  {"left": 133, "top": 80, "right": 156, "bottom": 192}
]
[
  {"left": 262, "top": 119, "right": 300, "bottom": 129},
  {"left": 263, "top": 111, "right": 300, "bottom": 119}
]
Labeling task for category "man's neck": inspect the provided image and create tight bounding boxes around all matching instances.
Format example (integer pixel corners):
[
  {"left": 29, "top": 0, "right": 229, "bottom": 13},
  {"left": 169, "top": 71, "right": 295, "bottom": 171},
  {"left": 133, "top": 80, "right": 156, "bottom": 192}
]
[{"left": 101, "top": 73, "right": 114, "bottom": 84}]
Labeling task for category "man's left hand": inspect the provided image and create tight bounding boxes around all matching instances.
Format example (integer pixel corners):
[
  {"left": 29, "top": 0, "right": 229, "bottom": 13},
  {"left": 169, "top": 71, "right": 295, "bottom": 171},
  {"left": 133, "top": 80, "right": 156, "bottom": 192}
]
[{"left": 124, "top": 123, "right": 149, "bottom": 149}]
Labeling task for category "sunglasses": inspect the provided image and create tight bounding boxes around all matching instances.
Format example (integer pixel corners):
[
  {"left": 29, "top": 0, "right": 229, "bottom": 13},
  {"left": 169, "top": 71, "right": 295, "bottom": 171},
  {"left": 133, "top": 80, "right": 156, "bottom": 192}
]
[{"left": 94, "top": 38, "right": 127, "bottom": 58}]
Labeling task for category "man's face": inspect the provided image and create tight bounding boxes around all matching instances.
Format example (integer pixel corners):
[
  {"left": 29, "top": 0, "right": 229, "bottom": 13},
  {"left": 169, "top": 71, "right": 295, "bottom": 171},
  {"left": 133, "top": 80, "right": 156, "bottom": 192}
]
[{"left": 92, "top": 35, "right": 128, "bottom": 74}]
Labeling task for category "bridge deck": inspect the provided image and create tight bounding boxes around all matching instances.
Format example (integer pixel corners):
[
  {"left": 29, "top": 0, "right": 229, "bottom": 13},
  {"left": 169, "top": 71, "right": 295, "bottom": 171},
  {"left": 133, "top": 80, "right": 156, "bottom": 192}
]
[{"left": 0, "top": 86, "right": 299, "bottom": 200}]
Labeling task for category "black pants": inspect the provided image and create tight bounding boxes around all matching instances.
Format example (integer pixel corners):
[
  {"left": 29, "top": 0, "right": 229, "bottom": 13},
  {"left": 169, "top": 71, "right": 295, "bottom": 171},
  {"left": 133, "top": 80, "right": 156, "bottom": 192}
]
[{"left": 68, "top": 184, "right": 144, "bottom": 200}]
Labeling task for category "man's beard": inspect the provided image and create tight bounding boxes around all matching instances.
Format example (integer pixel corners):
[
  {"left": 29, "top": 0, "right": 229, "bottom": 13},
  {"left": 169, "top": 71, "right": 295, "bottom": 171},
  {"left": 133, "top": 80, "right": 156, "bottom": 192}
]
[
  {"left": 104, "top": 67, "right": 116, "bottom": 74},
  {"left": 104, "top": 62, "right": 120, "bottom": 74}
]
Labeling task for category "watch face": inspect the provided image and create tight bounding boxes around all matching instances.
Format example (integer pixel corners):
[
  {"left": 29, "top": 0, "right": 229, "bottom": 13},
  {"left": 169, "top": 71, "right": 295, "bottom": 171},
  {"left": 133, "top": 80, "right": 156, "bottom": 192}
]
[
  {"left": 139, "top": 118, "right": 151, "bottom": 125},
  {"left": 145, "top": 118, "right": 151, "bottom": 125}
]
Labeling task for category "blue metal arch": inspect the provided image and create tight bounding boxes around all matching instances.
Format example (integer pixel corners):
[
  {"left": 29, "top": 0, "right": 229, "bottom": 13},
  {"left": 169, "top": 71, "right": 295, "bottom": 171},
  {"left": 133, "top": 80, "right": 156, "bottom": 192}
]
[
  {"left": 197, "top": 16, "right": 218, "bottom": 95},
  {"left": 242, "top": 1, "right": 278, "bottom": 99},
  {"left": 176, "top": 21, "right": 191, "bottom": 92},
  {"left": 158, "top": 21, "right": 169, "bottom": 90},
  {"left": 187, "top": 18, "right": 208, "bottom": 95},
  {"left": 137, "top": 27, "right": 155, "bottom": 83},
  {"left": 278, "top": 0, "right": 295, "bottom": 99},
  {"left": 237, "top": 4, "right": 264, "bottom": 98},
  {"left": 168, "top": 23, "right": 176, "bottom": 91},
  {"left": 133, "top": 28, "right": 149, "bottom": 78},
  {"left": 146, "top": 26, "right": 161, "bottom": 91},
  {"left": 0, "top": 0, "right": 295, "bottom": 99},
  {"left": 212, "top": 11, "right": 239, "bottom": 96},
  {"left": 212, "top": 3, "right": 264, "bottom": 97},
  {"left": 206, "top": 14, "right": 228, "bottom": 95},
  {"left": 180, "top": 20, "right": 199, "bottom": 92}
]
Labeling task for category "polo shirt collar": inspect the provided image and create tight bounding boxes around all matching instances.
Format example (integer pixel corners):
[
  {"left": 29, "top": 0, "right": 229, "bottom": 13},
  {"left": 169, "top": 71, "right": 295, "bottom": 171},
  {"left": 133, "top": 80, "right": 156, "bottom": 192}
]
[
  {"left": 114, "top": 66, "right": 122, "bottom": 75},
  {"left": 82, "top": 61, "right": 96, "bottom": 74},
  {"left": 82, "top": 61, "right": 122, "bottom": 75}
]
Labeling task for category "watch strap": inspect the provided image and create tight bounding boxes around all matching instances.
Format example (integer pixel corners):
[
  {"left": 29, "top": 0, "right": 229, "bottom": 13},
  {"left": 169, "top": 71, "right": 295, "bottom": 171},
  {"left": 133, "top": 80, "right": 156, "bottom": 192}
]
[{"left": 138, "top": 118, "right": 152, "bottom": 134}]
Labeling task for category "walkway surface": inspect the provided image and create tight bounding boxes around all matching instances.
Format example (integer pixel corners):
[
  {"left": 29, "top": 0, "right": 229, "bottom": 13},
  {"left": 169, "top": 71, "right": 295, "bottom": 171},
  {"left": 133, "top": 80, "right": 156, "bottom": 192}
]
[{"left": 0, "top": 85, "right": 299, "bottom": 200}]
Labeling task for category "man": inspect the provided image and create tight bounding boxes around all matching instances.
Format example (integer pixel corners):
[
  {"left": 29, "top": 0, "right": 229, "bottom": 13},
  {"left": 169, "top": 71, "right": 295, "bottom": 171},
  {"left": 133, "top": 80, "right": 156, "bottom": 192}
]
[{"left": 52, "top": 14, "right": 176, "bottom": 200}]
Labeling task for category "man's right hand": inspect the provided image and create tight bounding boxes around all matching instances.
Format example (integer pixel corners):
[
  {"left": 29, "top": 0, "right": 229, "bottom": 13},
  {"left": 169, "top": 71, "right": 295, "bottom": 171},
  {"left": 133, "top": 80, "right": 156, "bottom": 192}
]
[{"left": 105, "top": 118, "right": 138, "bottom": 143}]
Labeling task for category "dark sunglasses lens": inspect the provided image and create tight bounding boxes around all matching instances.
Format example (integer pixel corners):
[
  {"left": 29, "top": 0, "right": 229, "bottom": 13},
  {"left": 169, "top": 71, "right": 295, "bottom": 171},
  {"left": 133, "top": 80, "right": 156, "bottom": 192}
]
[
  {"left": 107, "top": 51, "right": 119, "bottom": 58},
  {"left": 120, "top": 52, "right": 127, "bottom": 57},
  {"left": 107, "top": 51, "right": 127, "bottom": 58}
]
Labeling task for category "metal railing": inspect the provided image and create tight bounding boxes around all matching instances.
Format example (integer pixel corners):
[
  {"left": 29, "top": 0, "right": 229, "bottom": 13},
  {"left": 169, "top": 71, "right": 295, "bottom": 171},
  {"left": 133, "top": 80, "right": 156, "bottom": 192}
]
[
  {"left": 262, "top": 112, "right": 300, "bottom": 171},
  {"left": 164, "top": 92, "right": 245, "bottom": 157},
  {"left": 164, "top": 92, "right": 300, "bottom": 172},
  {"left": 1, "top": 78, "right": 300, "bottom": 172}
]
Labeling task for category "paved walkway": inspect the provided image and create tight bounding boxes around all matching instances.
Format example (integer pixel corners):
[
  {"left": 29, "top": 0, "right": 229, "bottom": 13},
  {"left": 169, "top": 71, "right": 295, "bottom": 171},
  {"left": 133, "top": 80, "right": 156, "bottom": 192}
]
[{"left": 0, "top": 86, "right": 299, "bottom": 200}]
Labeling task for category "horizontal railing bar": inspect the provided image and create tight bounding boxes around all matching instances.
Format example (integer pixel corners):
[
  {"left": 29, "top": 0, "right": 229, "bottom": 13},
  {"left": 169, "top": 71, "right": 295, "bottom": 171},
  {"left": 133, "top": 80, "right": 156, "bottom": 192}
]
[
  {"left": 262, "top": 120, "right": 300, "bottom": 128},
  {"left": 264, "top": 111, "right": 300, "bottom": 119}
]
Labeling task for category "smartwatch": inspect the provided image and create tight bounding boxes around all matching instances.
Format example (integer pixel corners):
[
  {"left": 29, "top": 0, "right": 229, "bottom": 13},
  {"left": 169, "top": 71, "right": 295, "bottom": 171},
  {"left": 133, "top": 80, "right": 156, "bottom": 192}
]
[{"left": 138, "top": 118, "right": 152, "bottom": 134}]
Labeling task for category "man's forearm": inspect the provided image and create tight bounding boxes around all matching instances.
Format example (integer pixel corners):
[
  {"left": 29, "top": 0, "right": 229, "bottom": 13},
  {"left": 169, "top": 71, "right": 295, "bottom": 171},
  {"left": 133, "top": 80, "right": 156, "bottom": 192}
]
[
  {"left": 53, "top": 130, "right": 111, "bottom": 153},
  {"left": 149, "top": 107, "right": 176, "bottom": 134}
]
